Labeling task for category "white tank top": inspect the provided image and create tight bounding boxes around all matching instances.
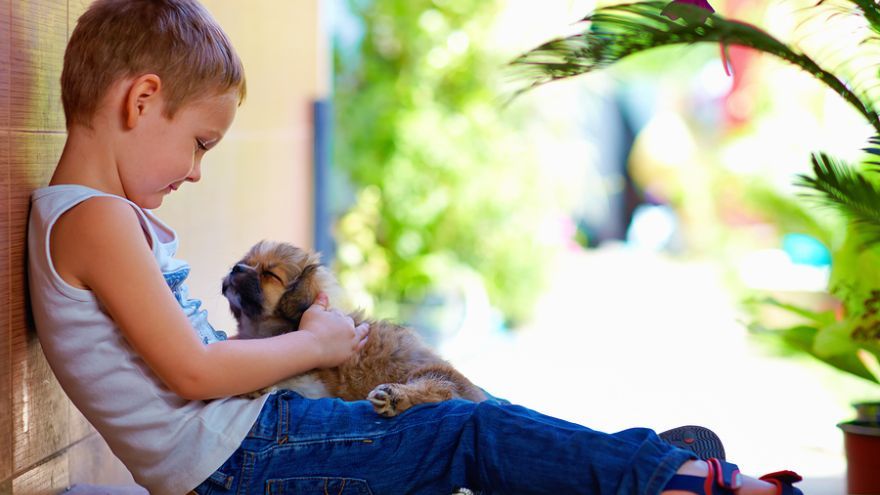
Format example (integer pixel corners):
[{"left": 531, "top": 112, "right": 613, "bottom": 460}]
[{"left": 27, "top": 184, "right": 268, "bottom": 495}]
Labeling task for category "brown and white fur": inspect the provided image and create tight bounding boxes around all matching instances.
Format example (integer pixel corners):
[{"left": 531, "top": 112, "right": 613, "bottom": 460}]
[{"left": 221, "top": 240, "right": 487, "bottom": 416}]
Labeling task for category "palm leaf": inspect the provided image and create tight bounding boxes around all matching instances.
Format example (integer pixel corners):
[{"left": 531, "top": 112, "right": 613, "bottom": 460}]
[
  {"left": 844, "top": 0, "right": 880, "bottom": 36},
  {"left": 791, "top": 0, "right": 880, "bottom": 109},
  {"left": 865, "top": 134, "right": 880, "bottom": 165},
  {"left": 795, "top": 151, "right": 880, "bottom": 244},
  {"left": 510, "top": 1, "right": 880, "bottom": 133}
]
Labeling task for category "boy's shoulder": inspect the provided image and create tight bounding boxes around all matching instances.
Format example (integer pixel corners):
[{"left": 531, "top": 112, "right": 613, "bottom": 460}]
[
  {"left": 50, "top": 194, "right": 152, "bottom": 290},
  {"left": 55, "top": 193, "right": 141, "bottom": 231}
]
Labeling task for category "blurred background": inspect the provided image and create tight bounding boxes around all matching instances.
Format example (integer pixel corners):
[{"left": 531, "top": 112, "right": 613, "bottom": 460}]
[{"left": 322, "top": 0, "right": 880, "bottom": 492}]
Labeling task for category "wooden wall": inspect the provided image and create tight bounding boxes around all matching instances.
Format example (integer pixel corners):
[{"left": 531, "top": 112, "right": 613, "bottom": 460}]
[{"left": 0, "top": 1, "right": 325, "bottom": 493}]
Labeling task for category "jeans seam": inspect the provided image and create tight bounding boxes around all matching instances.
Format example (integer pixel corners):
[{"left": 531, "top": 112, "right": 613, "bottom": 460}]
[
  {"left": 265, "top": 477, "right": 374, "bottom": 495},
  {"left": 278, "top": 394, "right": 289, "bottom": 444},
  {"left": 236, "top": 451, "right": 256, "bottom": 495},
  {"left": 276, "top": 410, "right": 474, "bottom": 447},
  {"left": 645, "top": 449, "right": 692, "bottom": 495}
]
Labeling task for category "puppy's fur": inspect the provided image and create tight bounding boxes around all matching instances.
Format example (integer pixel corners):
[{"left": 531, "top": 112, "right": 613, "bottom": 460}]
[{"left": 222, "top": 240, "right": 487, "bottom": 416}]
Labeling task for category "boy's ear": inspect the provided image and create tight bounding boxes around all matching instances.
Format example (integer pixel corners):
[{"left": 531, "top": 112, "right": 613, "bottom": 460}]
[{"left": 124, "top": 74, "right": 163, "bottom": 129}]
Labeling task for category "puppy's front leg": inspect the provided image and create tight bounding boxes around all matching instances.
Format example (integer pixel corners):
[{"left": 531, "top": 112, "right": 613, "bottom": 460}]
[
  {"left": 367, "top": 380, "right": 454, "bottom": 417},
  {"left": 367, "top": 364, "right": 484, "bottom": 417}
]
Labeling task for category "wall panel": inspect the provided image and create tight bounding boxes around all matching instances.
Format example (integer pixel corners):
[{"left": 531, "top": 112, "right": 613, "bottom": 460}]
[
  {"left": 67, "top": 404, "right": 91, "bottom": 447},
  {"left": 0, "top": 0, "right": 11, "bottom": 130},
  {"left": 0, "top": 130, "right": 11, "bottom": 485},
  {"left": 9, "top": 132, "right": 68, "bottom": 475},
  {"left": 67, "top": 0, "right": 89, "bottom": 33},
  {"left": 9, "top": 0, "right": 66, "bottom": 132},
  {"left": 10, "top": 454, "right": 67, "bottom": 495},
  {"left": 0, "top": 0, "right": 11, "bottom": 482}
]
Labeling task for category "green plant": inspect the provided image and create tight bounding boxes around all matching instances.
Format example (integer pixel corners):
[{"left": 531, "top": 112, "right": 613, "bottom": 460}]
[
  {"left": 510, "top": 1, "right": 880, "bottom": 133},
  {"left": 508, "top": 0, "right": 880, "bottom": 384},
  {"left": 333, "top": 0, "right": 559, "bottom": 326},
  {"left": 760, "top": 149, "right": 880, "bottom": 384}
]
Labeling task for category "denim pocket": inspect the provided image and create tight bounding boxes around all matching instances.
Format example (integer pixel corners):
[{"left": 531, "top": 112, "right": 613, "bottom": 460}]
[
  {"left": 265, "top": 477, "right": 373, "bottom": 494},
  {"left": 245, "top": 392, "right": 282, "bottom": 441}
]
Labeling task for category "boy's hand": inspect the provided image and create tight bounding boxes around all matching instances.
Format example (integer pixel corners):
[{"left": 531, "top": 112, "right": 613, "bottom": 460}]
[{"left": 298, "top": 292, "right": 370, "bottom": 369}]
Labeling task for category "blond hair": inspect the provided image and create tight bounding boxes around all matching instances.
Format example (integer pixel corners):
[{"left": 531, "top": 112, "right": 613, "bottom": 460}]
[{"left": 61, "top": 0, "right": 246, "bottom": 128}]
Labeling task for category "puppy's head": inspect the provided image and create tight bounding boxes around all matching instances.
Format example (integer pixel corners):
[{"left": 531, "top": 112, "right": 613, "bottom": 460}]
[{"left": 222, "top": 240, "right": 339, "bottom": 339}]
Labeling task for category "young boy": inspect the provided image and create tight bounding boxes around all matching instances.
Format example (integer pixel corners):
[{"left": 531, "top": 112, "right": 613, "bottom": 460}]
[{"left": 28, "top": 0, "right": 800, "bottom": 493}]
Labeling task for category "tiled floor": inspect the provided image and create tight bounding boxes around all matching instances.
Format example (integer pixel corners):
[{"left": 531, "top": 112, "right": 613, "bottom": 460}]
[{"left": 442, "top": 246, "right": 871, "bottom": 494}]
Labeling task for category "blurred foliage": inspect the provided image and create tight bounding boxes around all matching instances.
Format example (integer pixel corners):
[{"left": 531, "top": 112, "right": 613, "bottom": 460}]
[
  {"left": 332, "top": 0, "right": 558, "bottom": 326},
  {"left": 740, "top": 180, "right": 841, "bottom": 250},
  {"left": 509, "top": 0, "right": 880, "bottom": 384}
]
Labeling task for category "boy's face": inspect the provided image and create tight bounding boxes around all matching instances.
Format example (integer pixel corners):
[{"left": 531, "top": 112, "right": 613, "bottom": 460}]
[{"left": 119, "top": 90, "right": 238, "bottom": 209}]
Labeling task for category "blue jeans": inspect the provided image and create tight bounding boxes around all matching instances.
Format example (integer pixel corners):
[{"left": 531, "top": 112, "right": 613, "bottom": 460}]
[{"left": 193, "top": 391, "right": 694, "bottom": 495}]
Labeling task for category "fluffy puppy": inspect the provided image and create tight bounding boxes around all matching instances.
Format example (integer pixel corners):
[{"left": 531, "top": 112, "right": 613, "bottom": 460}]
[{"left": 222, "top": 240, "right": 487, "bottom": 416}]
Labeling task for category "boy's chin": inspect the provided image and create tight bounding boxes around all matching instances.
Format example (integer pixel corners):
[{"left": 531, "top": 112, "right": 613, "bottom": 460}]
[{"left": 135, "top": 193, "right": 166, "bottom": 210}]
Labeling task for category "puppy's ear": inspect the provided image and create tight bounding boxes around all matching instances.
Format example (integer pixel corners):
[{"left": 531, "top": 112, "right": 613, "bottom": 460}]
[{"left": 275, "top": 264, "right": 322, "bottom": 328}]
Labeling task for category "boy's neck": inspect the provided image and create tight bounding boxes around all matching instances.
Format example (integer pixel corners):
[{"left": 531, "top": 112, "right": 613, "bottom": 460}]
[{"left": 50, "top": 123, "right": 124, "bottom": 198}]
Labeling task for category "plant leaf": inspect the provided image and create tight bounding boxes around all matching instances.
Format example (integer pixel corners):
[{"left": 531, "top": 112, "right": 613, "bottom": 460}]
[
  {"left": 509, "top": 1, "right": 880, "bottom": 133},
  {"left": 747, "top": 296, "right": 836, "bottom": 325},
  {"left": 815, "top": 319, "right": 858, "bottom": 356},
  {"left": 795, "top": 152, "right": 880, "bottom": 246},
  {"left": 845, "top": 0, "right": 880, "bottom": 36},
  {"left": 751, "top": 322, "right": 880, "bottom": 383}
]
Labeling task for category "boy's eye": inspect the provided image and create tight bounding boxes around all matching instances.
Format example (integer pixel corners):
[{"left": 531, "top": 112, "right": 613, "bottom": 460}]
[{"left": 195, "top": 138, "right": 208, "bottom": 151}]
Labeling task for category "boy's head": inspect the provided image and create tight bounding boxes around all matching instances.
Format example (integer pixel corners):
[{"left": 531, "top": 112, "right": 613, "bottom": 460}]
[{"left": 61, "top": 0, "right": 245, "bottom": 129}]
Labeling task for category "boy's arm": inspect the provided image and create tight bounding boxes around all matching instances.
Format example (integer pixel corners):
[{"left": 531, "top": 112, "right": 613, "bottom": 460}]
[{"left": 55, "top": 197, "right": 366, "bottom": 400}]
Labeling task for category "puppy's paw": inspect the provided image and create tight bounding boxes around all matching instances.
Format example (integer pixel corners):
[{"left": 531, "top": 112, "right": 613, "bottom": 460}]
[{"left": 367, "top": 384, "right": 413, "bottom": 417}]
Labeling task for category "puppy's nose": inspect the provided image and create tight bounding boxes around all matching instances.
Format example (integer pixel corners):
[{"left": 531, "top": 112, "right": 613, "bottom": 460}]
[{"left": 231, "top": 263, "right": 249, "bottom": 274}]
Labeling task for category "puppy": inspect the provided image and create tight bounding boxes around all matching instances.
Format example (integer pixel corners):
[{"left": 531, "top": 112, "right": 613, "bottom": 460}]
[{"left": 222, "top": 240, "right": 487, "bottom": 416}]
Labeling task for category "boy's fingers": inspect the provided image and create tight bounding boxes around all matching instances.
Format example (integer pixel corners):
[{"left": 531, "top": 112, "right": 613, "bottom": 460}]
[
  {"left": 313, "top": 292, "right": 329, "bottom": 310},
  {"left": 356, "top": 335, "right": 369, "bottom": 351}
]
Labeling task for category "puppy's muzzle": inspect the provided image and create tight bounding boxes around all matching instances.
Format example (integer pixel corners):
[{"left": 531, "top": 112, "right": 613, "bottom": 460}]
[{"left": 222, "top": 264, "right": 264, "bottom": 320}]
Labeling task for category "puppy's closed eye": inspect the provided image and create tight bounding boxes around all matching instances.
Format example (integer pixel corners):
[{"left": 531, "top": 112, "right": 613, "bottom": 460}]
[{"left": 262, "top": 270, "right": 284, "bottom": 285}]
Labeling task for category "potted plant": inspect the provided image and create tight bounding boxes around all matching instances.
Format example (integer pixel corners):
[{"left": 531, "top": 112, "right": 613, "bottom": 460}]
[
  {"left": 508, "top": 0, "right": 880, "bottom": 492},
  {"left": 749, "top": 150, "right": 880, "bottom": 493}
]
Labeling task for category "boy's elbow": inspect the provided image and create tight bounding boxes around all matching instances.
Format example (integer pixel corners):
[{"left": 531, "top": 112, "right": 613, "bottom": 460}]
[
  {"left": 166, "top": 378, "right": 202, "bottom": 400},
  {"left": 169, "top": 375, "right": 217, "bottom": 401},
  {"left": 165, "top": 364, "right": 214, "bottom": 401},
  {"left": 169, "top": 378, "right": 207, "bottom": 401}
]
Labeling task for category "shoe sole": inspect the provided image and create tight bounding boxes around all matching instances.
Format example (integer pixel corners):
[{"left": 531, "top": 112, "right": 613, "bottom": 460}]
[{"left": 659, "top": 425, "right": 726, "bottom": 460}]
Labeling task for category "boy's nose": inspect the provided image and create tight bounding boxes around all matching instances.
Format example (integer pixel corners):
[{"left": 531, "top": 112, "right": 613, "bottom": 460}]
[{"left": 187, "top": 160, "right": 202, "bottom": 182}]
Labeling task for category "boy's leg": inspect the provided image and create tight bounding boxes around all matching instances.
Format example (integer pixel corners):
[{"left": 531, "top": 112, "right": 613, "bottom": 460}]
[{"left": 201, "top": 391, "right": 694, "bottom": 495}]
